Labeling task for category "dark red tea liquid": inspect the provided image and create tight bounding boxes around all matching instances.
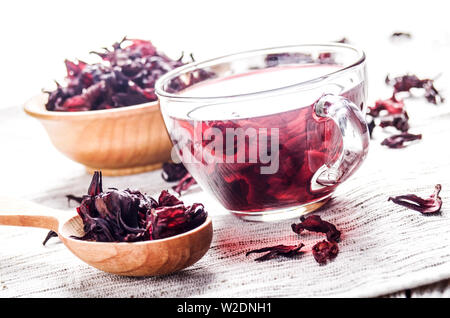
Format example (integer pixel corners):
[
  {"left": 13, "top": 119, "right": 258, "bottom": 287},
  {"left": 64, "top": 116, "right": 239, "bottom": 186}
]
[{"left": 168, "top": 65, "right": 366, "bottom": 212}]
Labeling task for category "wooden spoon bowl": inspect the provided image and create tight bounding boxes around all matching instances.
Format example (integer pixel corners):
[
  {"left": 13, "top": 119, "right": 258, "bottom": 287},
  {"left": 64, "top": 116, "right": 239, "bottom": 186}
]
[{"left": 0, "top": 198, "right": 213, "bottom": 276}]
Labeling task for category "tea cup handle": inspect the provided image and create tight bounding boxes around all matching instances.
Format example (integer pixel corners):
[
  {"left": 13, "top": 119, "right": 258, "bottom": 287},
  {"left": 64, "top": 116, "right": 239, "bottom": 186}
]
[{"left": 312, "top": 94, "right": 370, "bottom": 190}]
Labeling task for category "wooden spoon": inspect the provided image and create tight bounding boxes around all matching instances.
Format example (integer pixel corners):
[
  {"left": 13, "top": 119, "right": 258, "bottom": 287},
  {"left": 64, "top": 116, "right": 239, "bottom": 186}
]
[{"left": 0, "top": 197, "right": 213, "bottom": 276}]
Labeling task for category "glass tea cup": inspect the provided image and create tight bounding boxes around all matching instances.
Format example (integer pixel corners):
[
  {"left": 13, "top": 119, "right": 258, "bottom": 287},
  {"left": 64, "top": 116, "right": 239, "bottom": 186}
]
[{"left": 156, "top": 44, "right": 369, "bottom": 221}]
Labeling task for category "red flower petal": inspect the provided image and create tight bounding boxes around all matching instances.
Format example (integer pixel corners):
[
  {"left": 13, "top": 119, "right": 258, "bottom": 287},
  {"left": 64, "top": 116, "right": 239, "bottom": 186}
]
[
  {"left": 388, "top": 184, "right": 442, "bottom": 214},
  {"left": 246, "top": 243, "right": 305, "bottom": 262}
]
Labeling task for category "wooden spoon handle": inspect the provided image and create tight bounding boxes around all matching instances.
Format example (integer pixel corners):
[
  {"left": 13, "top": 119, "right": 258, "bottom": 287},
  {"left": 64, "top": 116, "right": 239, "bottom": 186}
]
[{"left": 0, "top": 197, "right": 63, "bottom": 231}]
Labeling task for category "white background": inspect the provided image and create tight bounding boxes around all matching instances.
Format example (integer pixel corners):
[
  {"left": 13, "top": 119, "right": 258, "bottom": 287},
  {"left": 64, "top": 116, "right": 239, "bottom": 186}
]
[{"left": 0, "top": 0, "right": 449, "bottom": 109}]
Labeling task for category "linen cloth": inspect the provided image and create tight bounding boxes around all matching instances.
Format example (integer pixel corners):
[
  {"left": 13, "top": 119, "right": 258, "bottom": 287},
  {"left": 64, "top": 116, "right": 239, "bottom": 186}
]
[{"left": 1, "top": 99, "right": 450, "bottom": 298}]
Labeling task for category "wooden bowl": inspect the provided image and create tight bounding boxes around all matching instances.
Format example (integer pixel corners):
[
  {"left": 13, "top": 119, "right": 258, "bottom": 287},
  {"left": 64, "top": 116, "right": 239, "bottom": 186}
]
[{"left": 24, "top": 94, "right": 173, "bottom": 176}]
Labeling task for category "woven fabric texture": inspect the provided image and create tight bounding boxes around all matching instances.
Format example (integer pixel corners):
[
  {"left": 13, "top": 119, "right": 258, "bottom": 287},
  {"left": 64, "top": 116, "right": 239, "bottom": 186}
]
[{"left": 1, "top": 101, "right": 450, "bottom": 297}]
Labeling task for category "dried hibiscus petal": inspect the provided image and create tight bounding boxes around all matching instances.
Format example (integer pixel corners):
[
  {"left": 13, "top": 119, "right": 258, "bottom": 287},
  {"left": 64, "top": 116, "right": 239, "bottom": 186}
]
[
  {"left": 381, "top": 132, "right": 422, "bottom": 148},
  {"left": 368, "top": 107, "right": 410, "bottom": 137},
  {"left": 368, "top": 95, "right": 405, "bottom": 117},
  {"left": 151, "top": 203, "right": 207, "bottom": 239},
  {"left": 386, "top": 74, "right": 444, "bottom": 104},
  {"left": 88, "top": 171, "right": 103, "bottom": 196},
  {"left": 388, "top": 184, "right": 442, "bottom": 214},
  {"left": 66, "top": 194, "right": 84, "bottom": 204},
  {"left": 246, "top": 243, "right": 305, "bottom": 262},
  {"left": 172, "top": 173, "right": 197, "bottom": 195},
  {"left": 158, "top": 189, "right": 183, "bottom": 206},
  {"left": 42, "top": 230, "right": 58, "bottom": 246},
  {"left": 161, "top": 162, "right": 197, "bottom": 195},
  {"left": 291, "top": 215, "right": 341, "bottom": 242},
  {"left": 378, "top": 111, "right": 410, "bottom": 132},
  {"left": 162, "top": 162, "right": 189, "bottom": 182},
  {"left": 312, "top": 240, "right": 339, "bottom": 264}
]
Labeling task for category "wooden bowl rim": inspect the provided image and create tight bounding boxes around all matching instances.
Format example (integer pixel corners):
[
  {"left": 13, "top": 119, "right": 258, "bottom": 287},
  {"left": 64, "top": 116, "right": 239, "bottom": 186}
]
[
  {"left": 23, "top": 93, "right": 160, "bottom": 121},
  {"left": 60, "top": 215, "right": 213, "bottom": 247}
]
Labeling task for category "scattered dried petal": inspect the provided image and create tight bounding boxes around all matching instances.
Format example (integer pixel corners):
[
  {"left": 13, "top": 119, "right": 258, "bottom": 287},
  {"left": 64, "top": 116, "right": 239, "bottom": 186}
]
[
  {"left": 381, "top": 132, "right": 422, "bottom": 148},
  {"left": 378, "top": 111, "right": 410, "bottom": 132},
  {"left": 246, "top": 243, "right": 305, "bottom": 261},
  {"left": 386, "top": 74, "right": 444, "bottom": 104},
  {"left": 388, "top": 184, "right": 442, "bottom": 214},
  {"left": 368, "top": 95, "right": 405, "bottom": 117},
  {"left": 291, "top": 215, "right": 341, "bottom": 242},
  {"left": 312, "top": 240, "right": 339, "bottom": 264}
]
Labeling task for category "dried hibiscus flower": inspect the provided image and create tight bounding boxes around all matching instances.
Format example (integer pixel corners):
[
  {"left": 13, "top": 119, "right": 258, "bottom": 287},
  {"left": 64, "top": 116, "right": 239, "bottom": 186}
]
[
  {"left": 70, "top": 171, "right": 207, "bottom": 242},
  {"left": 381, "top": 132, "right": 422, "bottom": 149},
  {"left": 388, "top": 184, "right": 442, "bottom": 214},
  {"left": 45, "top": 38, "right": 208, "bottom": 112},
  {"left": 312, "top": 240, "right": 339, "bottom": 264},
  {"left": 291, "top": 215, "right": 341, "bottom": 242},
  {"left": 386, "top": 74, "right": 444, "bottom": 104},
  {"left": 246, "top": 243, "right": 305, "bottom": 262}
]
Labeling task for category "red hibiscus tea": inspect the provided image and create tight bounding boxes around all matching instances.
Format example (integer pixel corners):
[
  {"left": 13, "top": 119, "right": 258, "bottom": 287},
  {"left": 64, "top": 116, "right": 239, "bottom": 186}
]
[{"left": 164, "top": 64, "right": 366, "bottom": 215}]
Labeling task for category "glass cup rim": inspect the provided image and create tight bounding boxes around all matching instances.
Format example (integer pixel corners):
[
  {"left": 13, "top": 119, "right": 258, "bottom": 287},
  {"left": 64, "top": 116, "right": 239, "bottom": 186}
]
[{"left": 155, "top": 43, "right": 366, "bottom": 102}]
